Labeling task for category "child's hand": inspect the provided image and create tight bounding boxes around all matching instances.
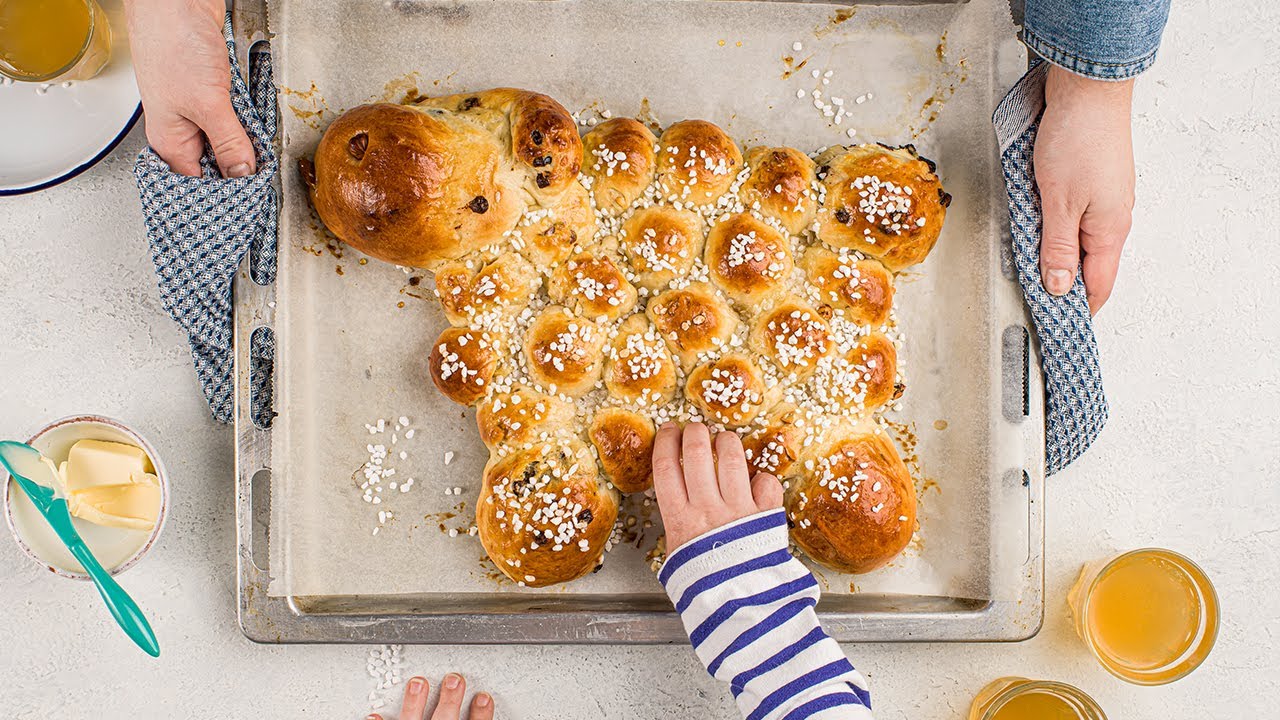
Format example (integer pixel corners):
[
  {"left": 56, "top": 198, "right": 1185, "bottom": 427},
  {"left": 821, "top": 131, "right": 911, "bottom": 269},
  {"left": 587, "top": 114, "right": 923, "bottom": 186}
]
[
  {"left": 367, "top": 673, "right": 494, "bottom": 720},
  {"left": 652, "top": 422, "right": 784, "bottom": 551}
]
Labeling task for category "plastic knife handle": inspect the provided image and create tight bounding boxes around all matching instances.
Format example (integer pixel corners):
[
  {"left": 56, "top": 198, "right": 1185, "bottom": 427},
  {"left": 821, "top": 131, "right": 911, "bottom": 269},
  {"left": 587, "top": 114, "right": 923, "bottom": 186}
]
[{"left": 53, "top": 500, "right": 161, "bottom": 658}]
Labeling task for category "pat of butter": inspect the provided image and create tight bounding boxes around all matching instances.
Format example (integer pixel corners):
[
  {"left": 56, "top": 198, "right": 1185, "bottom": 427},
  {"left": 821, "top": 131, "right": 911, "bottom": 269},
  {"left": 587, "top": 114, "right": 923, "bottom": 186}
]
[
  {"left": 51, "top": 440, "right": 160, "bottom": 531},
  {"left": 61, "top": 439, "right": 154, "bottom": 492}
]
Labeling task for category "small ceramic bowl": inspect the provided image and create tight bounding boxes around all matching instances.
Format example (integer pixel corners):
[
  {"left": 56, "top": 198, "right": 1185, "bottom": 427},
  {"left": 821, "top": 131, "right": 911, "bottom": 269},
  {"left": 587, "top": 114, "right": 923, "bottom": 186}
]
[{"left": 3, "top": 415, "right": 169, "bottom": 579}]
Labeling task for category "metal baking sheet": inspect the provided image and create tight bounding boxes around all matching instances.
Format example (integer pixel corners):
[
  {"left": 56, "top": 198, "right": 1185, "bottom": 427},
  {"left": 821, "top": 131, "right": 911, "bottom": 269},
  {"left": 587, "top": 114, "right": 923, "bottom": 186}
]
[{"left": 235, "top": 0, "right": 1046, "bottom": 643}]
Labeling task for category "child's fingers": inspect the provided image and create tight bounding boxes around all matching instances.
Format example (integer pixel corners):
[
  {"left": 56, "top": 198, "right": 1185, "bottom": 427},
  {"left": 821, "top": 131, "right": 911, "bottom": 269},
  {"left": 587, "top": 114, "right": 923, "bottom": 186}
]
[
  {"left": 681, "top": 423, "right": 722, "bottom": 504},
  {"left": 652, "top": 422, "right": 688, "bottom": 505},
  {"left": 713, "top": 430, "right": 752, "bottom": 510},
  {"left": 467, "top": 693, "right": 495, "bottom": 720},
  {"left": 399, "top": 677, "right": 430, "bottom": 720},
  {"left": 750, "top": 472, "right": 784, "bottom": 511},
  {"left": 430, "top": 673, "right": 466, "bottom": 720}
]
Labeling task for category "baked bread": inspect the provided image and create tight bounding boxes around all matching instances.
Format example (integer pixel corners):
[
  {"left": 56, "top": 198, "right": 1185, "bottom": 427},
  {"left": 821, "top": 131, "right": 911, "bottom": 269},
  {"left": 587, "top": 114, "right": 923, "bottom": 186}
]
[
  {"left": 428, "top": 327, "right": 501, "bottom": 406},
  {"left": 589, "top": 407, "right": 656, "bottom": 494},
  {"left": 704, "top": 212, "right": 794, "bottom": 308},
  {"left": 740, "top": 146, "right": 819, "bottom": 235},
  {"left": 619, "top": 205, "right": 705, "bottom": 290},
  {"left": 655, "top": 120, "right": 743, "bottom": 206},
  {"left": 786, "top": 422, "right": 917, "bottom": 574},
  {"left": 308, "top": 95, "right": 949, "bottom": 585},
  {"left": 523, "top": 307, "right": 606, "bottom": 397},
  {"left": 581, "top": 118, "right": 659, "bottom": 214},
  {"left": 477, "top": 440, "right": 619, "bottom": 587},
  {"left": 815, "top": 144, "right": 950, "bottom": 271}
]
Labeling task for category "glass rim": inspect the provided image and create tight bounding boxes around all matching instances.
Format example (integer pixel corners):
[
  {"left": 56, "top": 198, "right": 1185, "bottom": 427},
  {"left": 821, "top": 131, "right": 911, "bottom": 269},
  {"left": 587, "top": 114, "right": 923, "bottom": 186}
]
[
  {"left": 1080, "top": 547, "right": 1220, "bottom": 686},
  {"left": 979, "top": 679, "right": 1107, "bottom": 720},
  {"left": 0, "top": 0, "right": 98, "bottom": 83}
]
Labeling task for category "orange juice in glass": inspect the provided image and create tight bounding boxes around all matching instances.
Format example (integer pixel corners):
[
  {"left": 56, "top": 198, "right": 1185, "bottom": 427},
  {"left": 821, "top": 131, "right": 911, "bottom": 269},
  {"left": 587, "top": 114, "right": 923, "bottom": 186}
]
[
  {"left": 968, "top": 677, "right": 1106, "bottom": 720},
  {"left": 1068, "top": 548, "right": 1218, "bottom": 685},
  {"left": 0, "top": 0, "right": 112, "bottom": 82}
]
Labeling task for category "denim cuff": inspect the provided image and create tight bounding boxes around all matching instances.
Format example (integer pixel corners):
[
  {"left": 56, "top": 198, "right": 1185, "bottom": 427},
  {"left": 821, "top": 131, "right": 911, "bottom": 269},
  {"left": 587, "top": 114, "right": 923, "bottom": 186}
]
[{"left": 1022, "top": 27, "right": 1159, "bottom": 82}]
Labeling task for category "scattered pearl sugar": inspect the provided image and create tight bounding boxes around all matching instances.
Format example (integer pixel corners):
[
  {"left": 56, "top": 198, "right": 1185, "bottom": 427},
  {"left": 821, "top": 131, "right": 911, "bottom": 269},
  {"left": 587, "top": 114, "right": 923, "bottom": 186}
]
[
  {"left": 792, "top": 41, "right": 803, "bottom": 51},
  {"left": 444, "top": 451, "right": 455, "bottom": 465},
  {"left": 366, "top": 645, "right": 405, "bottom": 710}
]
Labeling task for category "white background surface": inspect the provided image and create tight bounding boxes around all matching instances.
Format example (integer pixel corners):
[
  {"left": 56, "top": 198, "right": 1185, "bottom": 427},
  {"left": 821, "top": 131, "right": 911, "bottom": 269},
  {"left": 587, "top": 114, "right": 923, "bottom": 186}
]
[{"left": 1, "top": 0, "right": 1277, "bottom": 716}]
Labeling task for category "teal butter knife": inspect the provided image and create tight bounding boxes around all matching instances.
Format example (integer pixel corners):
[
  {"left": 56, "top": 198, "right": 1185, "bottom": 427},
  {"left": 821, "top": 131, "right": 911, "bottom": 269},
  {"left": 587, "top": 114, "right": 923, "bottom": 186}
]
[{"left": 0, "top": 441, "right": 160, "bottom": 657}]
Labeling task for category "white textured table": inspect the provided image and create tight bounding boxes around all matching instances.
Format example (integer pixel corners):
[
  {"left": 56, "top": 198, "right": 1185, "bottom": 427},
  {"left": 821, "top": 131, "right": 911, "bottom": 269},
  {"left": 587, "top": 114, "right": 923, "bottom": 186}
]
[{"left": 2, "top": 1, "right": 1277, "bottom": 716}]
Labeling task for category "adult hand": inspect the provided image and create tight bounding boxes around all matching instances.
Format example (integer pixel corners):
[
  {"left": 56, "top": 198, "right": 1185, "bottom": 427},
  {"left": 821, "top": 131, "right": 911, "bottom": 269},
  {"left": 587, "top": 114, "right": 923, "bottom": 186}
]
[
  {"left": 124, "top": 0, "right": 257, "bottom": 178},
  {"left": 651, "top": 422, "right": 784, "bottom": 552},
  {"left": 1034, "top": 63, "right": 1136, "bottom": 315},
  {"left": 367, "top": 673, "right": 494, "bottom": 720}
]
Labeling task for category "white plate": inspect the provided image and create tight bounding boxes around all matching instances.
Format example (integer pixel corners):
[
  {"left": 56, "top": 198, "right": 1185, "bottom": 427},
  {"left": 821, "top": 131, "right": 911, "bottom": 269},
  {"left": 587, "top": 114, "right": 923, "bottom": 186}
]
[{"left": 0, "top": 0, "right": 141, "bottom": 196}]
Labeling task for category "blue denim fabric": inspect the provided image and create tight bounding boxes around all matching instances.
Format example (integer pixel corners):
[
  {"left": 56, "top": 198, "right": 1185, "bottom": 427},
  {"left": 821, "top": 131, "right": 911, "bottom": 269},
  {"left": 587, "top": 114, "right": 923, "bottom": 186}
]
[{"left": 1024, "top": 0, "right": 1172, "bottom": 80}]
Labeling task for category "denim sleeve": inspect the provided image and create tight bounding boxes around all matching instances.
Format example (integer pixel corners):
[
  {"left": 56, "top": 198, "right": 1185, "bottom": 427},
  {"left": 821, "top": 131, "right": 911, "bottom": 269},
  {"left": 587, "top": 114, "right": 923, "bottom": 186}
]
[{"left": 1023, "top": 0, "right": 1173, "bottom": 81}]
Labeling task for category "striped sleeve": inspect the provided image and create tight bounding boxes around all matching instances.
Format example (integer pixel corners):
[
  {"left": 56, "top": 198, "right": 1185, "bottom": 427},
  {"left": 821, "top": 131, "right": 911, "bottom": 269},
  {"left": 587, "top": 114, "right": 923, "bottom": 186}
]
[{"left": 659, "top": 509, "right": 874, "bottom": 720}]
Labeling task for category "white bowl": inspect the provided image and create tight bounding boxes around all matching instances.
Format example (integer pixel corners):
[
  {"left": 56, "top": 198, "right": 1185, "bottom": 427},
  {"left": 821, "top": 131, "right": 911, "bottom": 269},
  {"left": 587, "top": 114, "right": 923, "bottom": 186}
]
[{"left": 3, "top": 415, "right": 169, "bottom": 579}]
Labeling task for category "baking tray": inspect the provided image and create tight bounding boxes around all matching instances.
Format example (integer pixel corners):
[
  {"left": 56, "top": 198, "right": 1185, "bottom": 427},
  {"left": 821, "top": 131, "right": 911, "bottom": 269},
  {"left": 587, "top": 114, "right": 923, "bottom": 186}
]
[{"left": 234, "top": 0, "right": 1046, "bottom": 644}]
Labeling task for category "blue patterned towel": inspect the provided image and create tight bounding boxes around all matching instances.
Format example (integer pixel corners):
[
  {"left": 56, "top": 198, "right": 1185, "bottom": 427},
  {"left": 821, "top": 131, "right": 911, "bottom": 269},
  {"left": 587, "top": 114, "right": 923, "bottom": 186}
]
[
  {"left": 133, "top": 15, "right": 277, "bottom": 424},
  {"left": 993, "top": 61, "right": 1109, "bottom": 475}
]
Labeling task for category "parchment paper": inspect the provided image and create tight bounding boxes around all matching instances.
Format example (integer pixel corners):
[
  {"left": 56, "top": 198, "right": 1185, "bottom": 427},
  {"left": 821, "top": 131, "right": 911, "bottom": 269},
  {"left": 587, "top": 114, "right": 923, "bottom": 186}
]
[{"left": 269, "top": 0, "right": 1032, "bottom": 604}]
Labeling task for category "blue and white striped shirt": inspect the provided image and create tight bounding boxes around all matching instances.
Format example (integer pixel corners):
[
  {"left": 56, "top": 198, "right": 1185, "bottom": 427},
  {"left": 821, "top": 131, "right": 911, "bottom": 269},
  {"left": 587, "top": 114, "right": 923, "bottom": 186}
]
[{"left": 659, "top": 509, "right": 874, "bottom": 720}]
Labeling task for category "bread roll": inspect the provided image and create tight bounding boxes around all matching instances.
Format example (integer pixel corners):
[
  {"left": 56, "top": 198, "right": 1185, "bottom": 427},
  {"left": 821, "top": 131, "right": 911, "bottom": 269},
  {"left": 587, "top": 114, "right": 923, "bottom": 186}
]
[
  {"left": 516, "top": 180, "right": 597, "bottom": 268},
  {"left": 582, "top": 118, "right": 659, "bottom": 214},
  {"left": 786, "top": 423, "right": 916, "bottom": 574},
  {"left": 477, "top": 440, "right": 620, "bottom": 587},
  {"left": 476, "top": 385, "right": 575, "bottom": 450},
  {"left": 811, "top": 332, "right": 899, "bottom": 416},
  {"left": 815, "top": 144, "right": 949, "bottom": 271},
  {"left": 523, "top": 307, "right": 606, "bottom": 397},
  {"left": 685, "top": 354, "right": 776, "bottom": 428},
  {"left": 618, "top": 205, "right": 705, "bottom": 290},
  {"left": 740, "top": 146, "right": 818, "bottom": 235},
  {"left": 646, "top": 283, "right": 738, "bottom": 370},
  {"left": 655, "top": 120, "right": 743, "bottom": 206},
  {"left": 741, "top": 403, "right": 808, "bottom": 479},
  {"left": 603, "top": 314, "right": 678, "bottom": 407},
  {"left": 749, "top": 297, "right": 832, "bottom": 379},
  {"left": 428, "top": 327, "right": 500, "bottom": 406},
  {"left": 434, "top": 252, "right": 541, "bottom": 328},
  {"left": 704, "top": 212, "right": 794, "bottom": 308},
  {"left": 800, "top": 245, "right": 895, "bottom": 328},
  {"left": 307, "top": 102, "right": 525, "bottom": 268},
  {"left": 589, "top": 407, "right": 656, "bottom": 494},
  {"left": 548, "top": 252, "right": 638, "bottom": 322}
]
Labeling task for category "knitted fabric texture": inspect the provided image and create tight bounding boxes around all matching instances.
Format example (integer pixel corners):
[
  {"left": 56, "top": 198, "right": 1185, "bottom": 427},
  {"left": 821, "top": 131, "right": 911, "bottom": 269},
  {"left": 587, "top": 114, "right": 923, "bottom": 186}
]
[
  {"left": 133, "top": 15, "right": 277, "bottom": 424},
  {"left": 993, "top": 61, "right": 1109, "bottom": 475}
]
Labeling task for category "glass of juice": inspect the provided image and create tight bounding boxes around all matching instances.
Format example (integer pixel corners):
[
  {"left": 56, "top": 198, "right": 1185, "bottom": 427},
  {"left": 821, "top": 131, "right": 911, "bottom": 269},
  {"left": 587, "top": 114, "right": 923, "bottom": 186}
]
[
  {"left": 969, "top": 677, "right": 1106, "bottom": 720},
  {"left": 0, "top": 0, "right": 113, "bottom": 82},
  {"left": 1068, "top": 548, "right": 1219, "bottom": 685}
]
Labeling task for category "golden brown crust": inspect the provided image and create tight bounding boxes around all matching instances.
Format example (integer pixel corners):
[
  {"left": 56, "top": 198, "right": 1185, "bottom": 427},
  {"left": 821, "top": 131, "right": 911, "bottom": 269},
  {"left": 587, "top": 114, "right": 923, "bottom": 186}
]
[
  {"left": 684, "top": 354, "right": 775, "bottom": 428},
  {"left": 800, "top": 246, "right": 895, "bottom": 328},
  {"left": 705, "top": 213, "right": 794, "bottom": 308},
  {"left": 815, "top": 144, "right": 948, "bottom": 271},
  {"left": 741, "top": 403, "right": 808, "bottom": 479},
  {"left": 811, "top": 332, "right": 899, "bottom": 416},
  {"left": 522, "top": 307, "right": 606, "bottom": 397},
  {"left": 417, "top": 88, "right": 584, "bottom": 202},
  {"left": 618, "top": 205, "right": 706, "bottom": 290},
  {"left": 547, "top": 252, "right": 638, "bottom": 322},
  {"left": 603, "top": 315, "right": 679, "bottom": 407},
  {"left": 646, "top": 283, "right": 739, "bottom": 370},
  {"left": 476, "top": 385, "right": 575, "bottom": 450},
  {"left": 477, "top": 441, "right": 620, "bottom": 587},
  {"left": 786, "top": 424, "right": 916, "bottom": 574},
  {"left": 516, "top": 180, "right": 596, "bottom": 268},
  {"left": 655, "top": 120, "right": 743, "bottom": 206},
  {"left": 740, "top": 147, "right": 819, "bottom": 235},
  {"left": 749, "top": 298, "right": 832, "bottom": 378},
  {"left": 309, "top": 103, "right": 524, "bottom": 268},
  {"left": 589, "top": 408, "right": 656, "bottom": 494},
  {"left": 433, "top": 252, "right": 541, "bottom": 327},
  {"left": 581, "top": 118, "right": 659, "bottom": 214},
  {"left": 428, "top": 327, "right": 500, "bottom": 406}
]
